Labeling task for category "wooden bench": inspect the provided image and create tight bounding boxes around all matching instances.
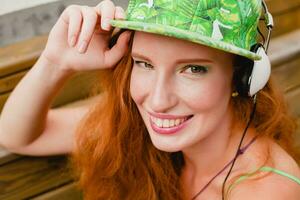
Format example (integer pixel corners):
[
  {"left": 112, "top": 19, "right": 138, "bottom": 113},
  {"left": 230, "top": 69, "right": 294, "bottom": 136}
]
[
  {"left": 0, "top": 34, "right": 97, "bottom": 199},
  {"left": 0, "top": 1, "right": 299, "bottom": 199},
  {"left": 271, "top": 29, "right": 300, "bottom": 148}
]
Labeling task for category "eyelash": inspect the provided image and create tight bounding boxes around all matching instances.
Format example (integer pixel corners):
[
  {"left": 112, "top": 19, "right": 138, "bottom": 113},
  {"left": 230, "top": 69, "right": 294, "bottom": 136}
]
[
  {"left": 182, "top": 65, "right": 208, "bottom": 75},
  {"left": 133, "top": 60, "right": 208, "bottom": 75},
  {"left": 134, "top": 60, "right": 153, "bottom": 69}
]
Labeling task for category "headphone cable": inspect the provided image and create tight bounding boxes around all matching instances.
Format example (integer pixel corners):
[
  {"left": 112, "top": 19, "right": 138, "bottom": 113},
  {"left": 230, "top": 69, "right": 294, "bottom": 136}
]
[{"left": 221, "top": 95, "right": 257, "bottom": 200}]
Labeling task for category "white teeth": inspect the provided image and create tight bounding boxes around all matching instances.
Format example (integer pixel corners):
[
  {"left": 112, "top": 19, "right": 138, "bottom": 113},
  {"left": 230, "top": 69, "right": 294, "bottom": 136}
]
[
  {"left": 163, "top": 119, "right": 169, "bottom": 128},
  {"left": 152, "top": 116, "right": 190, "bottom": 128},
  {"left": 157, "top": 118, "right": 163, "bottom": 127},
  {"left": 170, "top": 119, "right": 175, "bottom": 127}
]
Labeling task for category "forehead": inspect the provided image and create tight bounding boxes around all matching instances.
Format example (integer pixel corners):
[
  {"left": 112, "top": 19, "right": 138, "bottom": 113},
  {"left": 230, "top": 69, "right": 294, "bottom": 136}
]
[{"left": 132, "top": 31, "right": 233, "bottom": 61}]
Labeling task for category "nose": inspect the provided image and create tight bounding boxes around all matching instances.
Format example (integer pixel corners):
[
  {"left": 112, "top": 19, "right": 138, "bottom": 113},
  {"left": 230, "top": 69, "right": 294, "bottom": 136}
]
[{"left": 148, "top": 73, "right": 178, "bottom": 113}]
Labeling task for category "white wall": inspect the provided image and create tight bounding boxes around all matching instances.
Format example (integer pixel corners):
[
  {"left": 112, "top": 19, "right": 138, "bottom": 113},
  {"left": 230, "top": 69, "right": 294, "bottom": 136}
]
[{"left": 0, "top": 0, "right": 62, "bottom": 15}]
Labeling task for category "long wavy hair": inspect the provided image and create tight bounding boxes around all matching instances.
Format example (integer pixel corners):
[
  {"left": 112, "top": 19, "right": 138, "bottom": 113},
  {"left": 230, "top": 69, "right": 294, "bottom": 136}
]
[{"left": 70, "top": 34, "right": 299, "bottom": 200}]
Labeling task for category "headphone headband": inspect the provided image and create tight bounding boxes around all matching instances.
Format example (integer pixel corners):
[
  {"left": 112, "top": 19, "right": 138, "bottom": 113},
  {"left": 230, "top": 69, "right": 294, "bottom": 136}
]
[{"left": 261, "top": 0, "right": 274, "bottom": 52}]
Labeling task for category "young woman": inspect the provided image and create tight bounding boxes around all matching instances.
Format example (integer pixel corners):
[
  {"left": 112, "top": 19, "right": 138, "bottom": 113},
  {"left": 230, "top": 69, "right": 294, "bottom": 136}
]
[{"left": 0, "top": 0, "right": 299, "bottom": 199}]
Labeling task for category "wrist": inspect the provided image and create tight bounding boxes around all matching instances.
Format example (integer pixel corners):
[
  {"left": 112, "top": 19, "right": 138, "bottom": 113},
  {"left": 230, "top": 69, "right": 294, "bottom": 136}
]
[{"left": 39, "top": 51, "right": 76, "bottom": 78}]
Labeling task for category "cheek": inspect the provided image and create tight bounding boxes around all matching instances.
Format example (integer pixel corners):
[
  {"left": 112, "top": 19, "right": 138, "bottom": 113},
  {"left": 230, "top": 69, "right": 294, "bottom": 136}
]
[
  {"left": 130, "top": 67, "right": 150, "bottom": 105},
  {"left": 179, "top": 73, "right": 232, "bottom": 111}
]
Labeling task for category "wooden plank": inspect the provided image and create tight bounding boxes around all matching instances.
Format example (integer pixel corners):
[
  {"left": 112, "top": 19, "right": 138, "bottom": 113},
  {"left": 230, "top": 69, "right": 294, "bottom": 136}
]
[
  {"left": 271, "top": 7, "right": 300, "bottom": 37},
  {"left": 0, "top": 93, "right": 10, "bottom": 112},
  {"left": 0, "top": 149, "right": 20, "bottom": 166},
  {"left": 0, "top": 70, "right": 27, "bottom": 93},
  {"left": 0, "top": 71, "right": 99, "bottom": 112},
  {"left": 286, "top": 87, "right": 300, "bottom": 117},
  {"left": 296, "top": 118, "right": 300, "bottom": 148},
  {"left": 272, "top": 56, "right": 300, "bottom": 93},
  {"left": 0, "top": 155, "right": 73, "bottom": 200},
  {"left": 31, "top": 182, "right": 82, "bottom": 200},
  {"left": 51, "top": 71, "right": 100, "bottom": 108},
  {"left": 266, "top": 0, "right": 300, "bottom": 14},
  {"left": 269, "top": 29, "right": 300, "bottom": 67},
  {"left": 0, "top": 35, "right": 47, "bottom": 77}
]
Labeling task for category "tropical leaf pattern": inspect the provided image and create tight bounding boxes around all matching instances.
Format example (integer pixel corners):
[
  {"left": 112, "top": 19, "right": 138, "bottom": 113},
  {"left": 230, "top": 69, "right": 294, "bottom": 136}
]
[{"left": 111, "top": 0, "right": 263, "bottom": 60}]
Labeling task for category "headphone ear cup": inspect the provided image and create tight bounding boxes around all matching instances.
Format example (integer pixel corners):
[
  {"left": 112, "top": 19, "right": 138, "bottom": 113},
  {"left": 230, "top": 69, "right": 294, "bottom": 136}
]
[
  {"left": 248, "top": 45, "right": 271, "bottom": 96},
  {"left": 233, "top": 56, "right": 254, "bottom": 97},
  {"left": 233, "top": 44, "right": 271, "bottom": 97}
]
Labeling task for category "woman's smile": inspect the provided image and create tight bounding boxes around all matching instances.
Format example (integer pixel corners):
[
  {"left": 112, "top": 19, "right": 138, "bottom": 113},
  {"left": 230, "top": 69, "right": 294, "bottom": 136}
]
[{"left": 148, "top": 111, "right": 194, "bottom": 134}]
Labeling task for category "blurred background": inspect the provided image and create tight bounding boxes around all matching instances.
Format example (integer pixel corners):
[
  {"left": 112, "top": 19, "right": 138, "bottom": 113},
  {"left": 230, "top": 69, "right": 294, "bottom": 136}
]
[{"left": 0, "top": 0, "right": 299, "bottom": 199}]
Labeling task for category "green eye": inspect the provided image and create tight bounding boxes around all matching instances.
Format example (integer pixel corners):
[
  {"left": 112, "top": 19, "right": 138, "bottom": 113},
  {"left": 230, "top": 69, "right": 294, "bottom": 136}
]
[
  {"left": 134, "top": 60, "right": 153, "bottom": 69},
  {"left": 183, "top": 65, "right": 208, "bottom": 75}
]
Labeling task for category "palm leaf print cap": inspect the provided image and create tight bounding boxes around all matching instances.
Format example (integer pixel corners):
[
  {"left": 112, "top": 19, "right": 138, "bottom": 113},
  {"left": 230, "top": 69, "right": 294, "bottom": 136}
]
[{"left": 110, "top": 0, "right": 263, "bottom": 60}]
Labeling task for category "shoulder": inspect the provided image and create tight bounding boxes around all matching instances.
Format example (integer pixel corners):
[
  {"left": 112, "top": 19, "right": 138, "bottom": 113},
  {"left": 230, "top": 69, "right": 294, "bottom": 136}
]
[
  {"left": 229, "top": 176, "right": 300, "bottom": 200},
  {"left": 230, "top": 137, "right": 300, "bottom": 200},
  {"left": 267, "top": 138, "right": 300, "bottom": 180}
]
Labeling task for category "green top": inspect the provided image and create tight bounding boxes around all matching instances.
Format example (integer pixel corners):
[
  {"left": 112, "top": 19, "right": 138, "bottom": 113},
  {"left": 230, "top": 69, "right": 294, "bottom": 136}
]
[{"left": 228, "top": 166, "right": 300, "bottom": 193}]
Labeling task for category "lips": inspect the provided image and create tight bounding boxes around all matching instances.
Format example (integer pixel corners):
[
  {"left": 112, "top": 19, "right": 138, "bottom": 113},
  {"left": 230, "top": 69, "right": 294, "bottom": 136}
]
[{"left": 148, "top": 112, "right": 193, "bottom": 135}]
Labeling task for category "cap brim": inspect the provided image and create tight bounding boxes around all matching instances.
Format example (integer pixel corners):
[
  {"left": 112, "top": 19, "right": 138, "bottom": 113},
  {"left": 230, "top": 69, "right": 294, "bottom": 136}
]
[{"left": 111, "top": 19, "right": 261, "bottom": 61}]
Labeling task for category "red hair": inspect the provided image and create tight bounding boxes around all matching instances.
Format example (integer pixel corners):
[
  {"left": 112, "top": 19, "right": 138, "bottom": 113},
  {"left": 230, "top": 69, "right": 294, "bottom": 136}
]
[{"left": 71, "top": 36, "right": 299, "bottom": 200}]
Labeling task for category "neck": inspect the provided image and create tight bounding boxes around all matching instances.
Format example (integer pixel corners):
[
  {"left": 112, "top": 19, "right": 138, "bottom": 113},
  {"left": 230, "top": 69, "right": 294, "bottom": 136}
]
[{"left": 180, "top": 114, "right": 256, "bottom": 188}]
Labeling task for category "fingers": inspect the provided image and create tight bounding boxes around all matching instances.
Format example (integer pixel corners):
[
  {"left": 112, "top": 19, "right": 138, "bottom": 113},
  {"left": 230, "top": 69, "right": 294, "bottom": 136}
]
[
  {"left": 115, "top": 6, "right": 126, "bottom": 19},
  {"left": 65, "top": 6, "right": 82, "bottom": 47},
  {"left": 104, "top": 31, "right": 132, "bottom": 68},
  {"left": 62, "top": 0, "right": 128, "bottom": 55},
  {"left": 94, "top": 0, "right": 116, "bottom": 31},
  {"left": 63, "top": 5, "right": 101, "bottom": 53},
  {"left": 77, "top": 6, "right": 98, "bottom": 53}
]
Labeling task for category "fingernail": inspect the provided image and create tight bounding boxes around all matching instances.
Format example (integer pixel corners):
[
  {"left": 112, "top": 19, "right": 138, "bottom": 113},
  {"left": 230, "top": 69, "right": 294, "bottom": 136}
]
[
  {"left": 102, "top": 18, "right": 111, "bottom": 31},
  {"left": 116, "top": 7, "right": 126, "bottom": 19},
  {"left": 78, "top": 41, "right": 87, "bottom": 53},
  {"left": 70, "top": 36, "right": 76, "bottom": 47}
]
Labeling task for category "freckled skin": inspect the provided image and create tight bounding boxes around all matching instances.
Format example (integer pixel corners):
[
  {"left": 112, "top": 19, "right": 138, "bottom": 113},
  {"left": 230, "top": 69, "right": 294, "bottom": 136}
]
[{"left": 130, "top": 31, "right": 234, "bottom": 152}]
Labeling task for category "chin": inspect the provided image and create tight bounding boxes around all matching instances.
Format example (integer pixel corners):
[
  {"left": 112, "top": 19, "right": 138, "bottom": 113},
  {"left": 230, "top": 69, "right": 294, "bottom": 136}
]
[
  {"left": 152, "top": 142, "right": 182, "bottom": 152},
  {"left": 146, "top": 130, "right": 188, "bottom": 153}
]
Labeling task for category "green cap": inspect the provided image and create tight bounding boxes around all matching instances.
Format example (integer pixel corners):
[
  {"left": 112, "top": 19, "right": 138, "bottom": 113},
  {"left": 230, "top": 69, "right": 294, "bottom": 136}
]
[{"left": 110, "top": 0, "right": 263, "bottom": 60}]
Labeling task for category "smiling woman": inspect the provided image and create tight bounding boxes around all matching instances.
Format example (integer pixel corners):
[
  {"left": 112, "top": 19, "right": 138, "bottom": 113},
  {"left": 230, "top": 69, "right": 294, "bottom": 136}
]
[
  {"left": 72, "top": 0, "right": 300, "bottom": 199},
  {"left": 72, "top": 30, "right": 300, "bottom": 199},
  {"left": 1, "top": 0, "right": 300, "bottom": 200}
]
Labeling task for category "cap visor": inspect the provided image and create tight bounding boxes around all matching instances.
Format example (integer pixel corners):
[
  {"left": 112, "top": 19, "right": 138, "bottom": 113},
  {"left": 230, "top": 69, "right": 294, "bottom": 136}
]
[{"left": 111, "top": 19, "right": 261, "bottom": 61}]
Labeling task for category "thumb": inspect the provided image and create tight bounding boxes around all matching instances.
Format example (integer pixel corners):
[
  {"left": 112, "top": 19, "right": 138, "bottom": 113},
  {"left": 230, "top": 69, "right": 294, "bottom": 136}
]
[{"left": 103, "top": 30, "right": 132, "bottom": 68}]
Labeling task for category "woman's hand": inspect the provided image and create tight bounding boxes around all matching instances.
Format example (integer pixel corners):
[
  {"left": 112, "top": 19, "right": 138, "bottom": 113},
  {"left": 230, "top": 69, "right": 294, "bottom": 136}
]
[{"left": 41, "top": 0, "right": 131, "bottom": 73}]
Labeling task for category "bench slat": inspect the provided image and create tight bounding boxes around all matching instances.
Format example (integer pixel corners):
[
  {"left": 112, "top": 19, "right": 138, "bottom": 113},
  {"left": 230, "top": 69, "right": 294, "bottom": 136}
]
[
  {"left": 273, "top": 56, "right": 300, "bottom": 93},
  {"left": 0, "top": 71, "right": 27, "bottom": 94},
  {"left": 269, "top": 29, "right": 300, "bottom": 66},
  {"left": 0, "top": 155, "right": 73, "bottom": 200},
  {"left": 272, "top": 7, "right": 300, "bottom": 37},
  {"left": 0, "top": 35, "right": 47, "bottom": 77},
  {"left": 286, "top": 87, "right": 300, "bottom": 117},
  {"left": 266, "top": 0, "right": 300, "bottom": 14},
  {"left": 31, "top": 182, "right": 82, "bottom": 200}
]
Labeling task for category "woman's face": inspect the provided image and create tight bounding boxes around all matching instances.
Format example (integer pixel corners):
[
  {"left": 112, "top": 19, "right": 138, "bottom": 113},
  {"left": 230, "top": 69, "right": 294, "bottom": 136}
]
[{"left": 130, "top": 31, "right": 234, "bottom": 152}]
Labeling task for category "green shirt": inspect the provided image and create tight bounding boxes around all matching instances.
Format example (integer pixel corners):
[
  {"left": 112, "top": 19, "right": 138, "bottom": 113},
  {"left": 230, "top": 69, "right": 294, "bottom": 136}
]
[{"left": 228, "top": 166, "right": 300, "bottom": 193}]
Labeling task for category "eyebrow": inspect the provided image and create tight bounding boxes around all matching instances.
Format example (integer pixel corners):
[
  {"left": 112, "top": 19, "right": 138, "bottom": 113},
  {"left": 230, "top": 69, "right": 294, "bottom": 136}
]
[{"left": 131, "top": 52, "right": 213, "bottom": 64}]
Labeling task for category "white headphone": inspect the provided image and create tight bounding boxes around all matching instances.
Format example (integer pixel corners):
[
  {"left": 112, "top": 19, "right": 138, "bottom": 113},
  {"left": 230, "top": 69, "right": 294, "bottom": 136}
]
[{"left": 235, "top": 0, "right": 274, "bottom": 97}]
